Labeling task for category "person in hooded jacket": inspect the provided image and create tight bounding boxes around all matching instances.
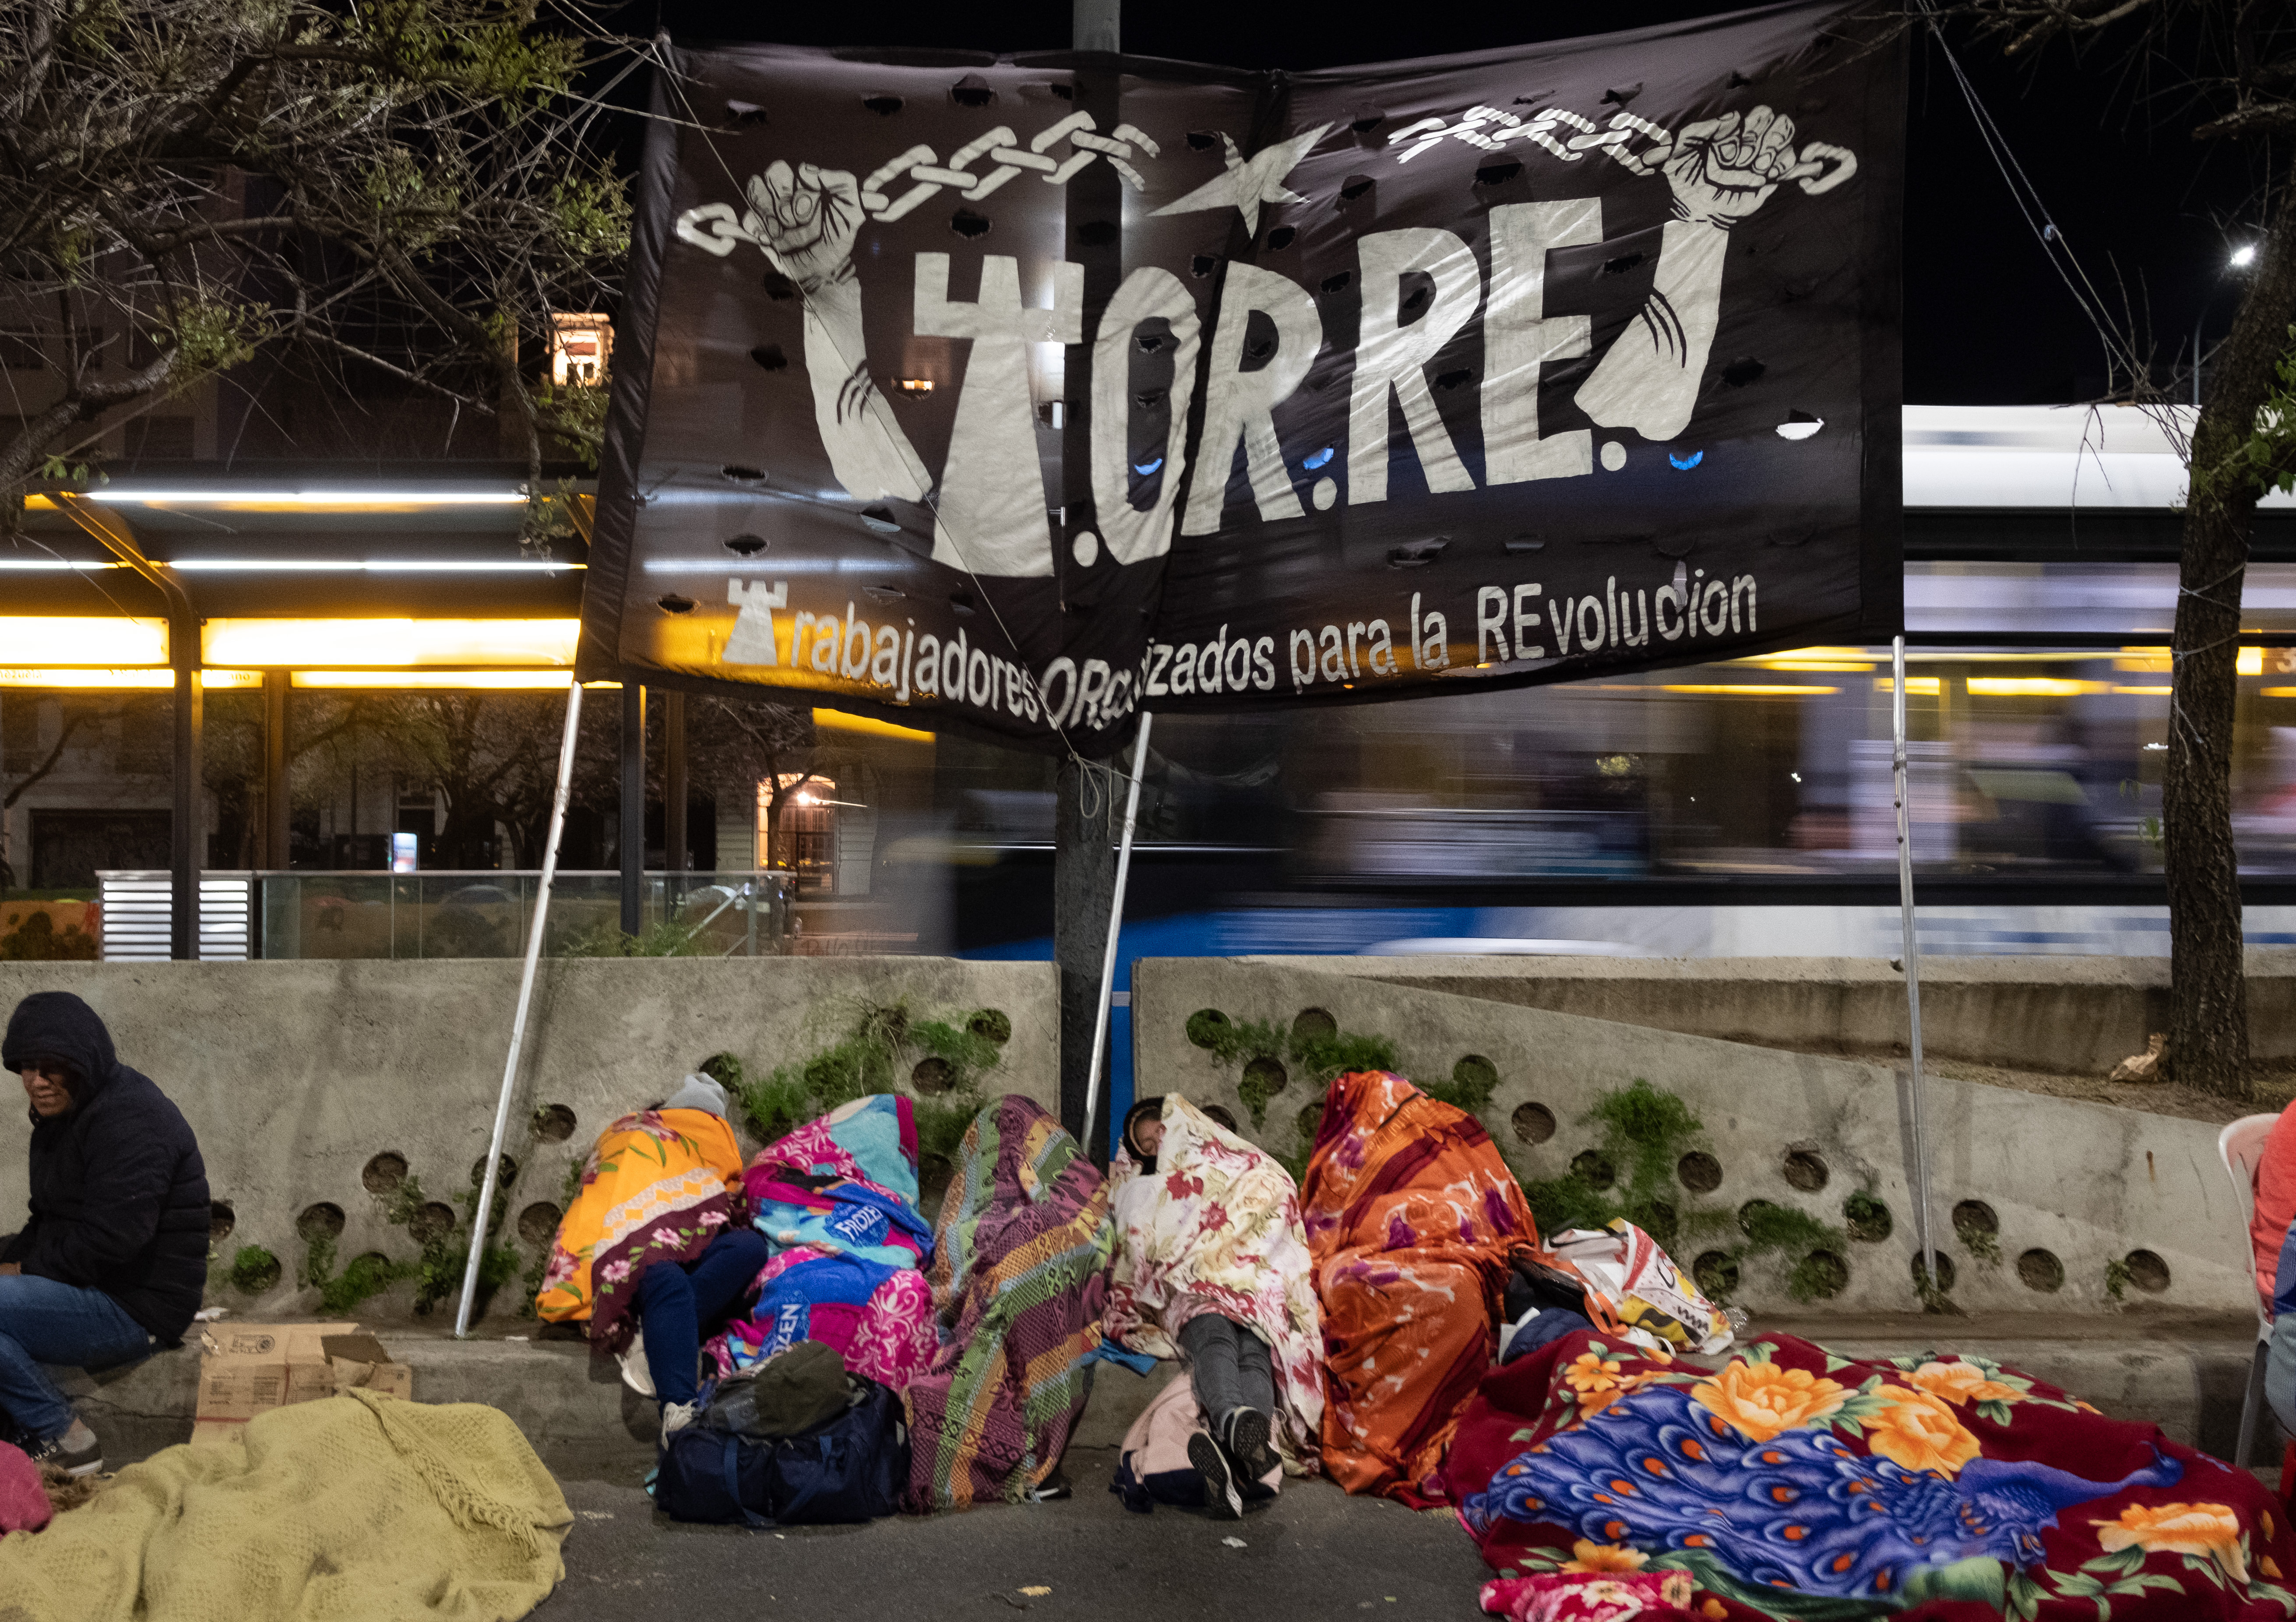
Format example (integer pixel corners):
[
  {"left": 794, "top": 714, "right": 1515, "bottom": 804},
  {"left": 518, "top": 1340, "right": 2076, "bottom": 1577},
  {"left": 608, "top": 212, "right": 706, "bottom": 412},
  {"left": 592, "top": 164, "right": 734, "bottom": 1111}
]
[{"left": 1, "top": 991, "right": 209, "bottom": 1475}]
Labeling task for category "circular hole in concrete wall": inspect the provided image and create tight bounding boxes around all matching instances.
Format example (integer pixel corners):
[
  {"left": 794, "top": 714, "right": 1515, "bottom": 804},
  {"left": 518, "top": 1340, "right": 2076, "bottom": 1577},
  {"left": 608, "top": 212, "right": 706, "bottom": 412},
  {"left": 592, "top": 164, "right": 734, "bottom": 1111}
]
[
  {"left": 1452, "top": 1054, "right": 1499, "bottom": 1097},
  {"left": 1512, "top": 1102, "right": 1556, "bottom": 1144},
  {"left": 2124, "top": 1249, "right": 2172, "bottom": 1293},
  {"left": 1201, "top": 1104, "right": 1240, "bottom": 1133},
  {"left": 1797, "top": 1249, "right": 1849, "bottom": 1298},
  {"left": 209, "top": 1200, "right": 236, "bottom": 1242},
  {"left": 230, "top": 1248, "right": 282, "bottom": 1292},
  {"left": 1912, "top": 1252, "right": 1957, "bottom": 1293},
  {"left": 408, "top": 1202, "right": 457, "bottom": 1244},
  {"left": 1844, "top": 1191, "right": 1893, "bottom": 1243},
  {"left": 911, "top": 1056, "right": 954, "bottom": 1094},
  {"left": 2017, "top": 1248, "right": 2065, "bottom": 1292},
  {"left": 471, "top": 1153, "right": 520, "bottom": 1189},
  {"left": 1782, "top": 1150, "right": 1829, "bottom": 1192},
  {"left": 1571, "top": 1150, "right": 1616, "bottom": 1190},
  {"left": 1292, "top": 1007, "right": 1338, "bottom": 1041},
  {"left": 362, "top": 1152, "right": 408, "bottom": 1195},
  {"left": 297, "top": 1202, "right": 346, "bottom": 1241},
  {"left": 1187, "top": 1009, "right": 1232, "bottom": 1049},
  {"left": 1677, "top": 1151, "right": 1722, "bottom": 1193},
  {"left": 1952, "top": 1200, "right": 1999, "bottom": 1242},
  {"left": 1634, "top": 1199, "right": 1679, "bottom": 1246},
  {"left": 1243, "top": 1054, "right": 1289, "bottom": 1101},
  {"left": 1693, "top": 1251, "right": 1740, "bottom": 1298},
  {"left": 346, "top": 1251, "right": 394, "bottom": 1287},
  {"left": 530, "top": 1105, "right": 578, "bottom": 1143},
  {"left": 517, "top": 1203, "right": 563, "bottom": 1246},
  {"left": 1296, "top": 1101, "right": 1326, "bottom": 1142},
  {"left": 968, "top": 1009, "right": 1012, "bottom": 1045}
]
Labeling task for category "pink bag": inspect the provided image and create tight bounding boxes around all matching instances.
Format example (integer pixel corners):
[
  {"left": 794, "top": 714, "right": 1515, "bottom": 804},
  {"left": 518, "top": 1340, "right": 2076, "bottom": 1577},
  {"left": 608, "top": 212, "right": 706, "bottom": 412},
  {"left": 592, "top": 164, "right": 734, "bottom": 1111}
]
[
  {"left": 0, "top": 1441, "right": 53, "bottom": 1536},
  {"left": 1479, "top": 1571, "right": 1703, "bottom": 1622}
]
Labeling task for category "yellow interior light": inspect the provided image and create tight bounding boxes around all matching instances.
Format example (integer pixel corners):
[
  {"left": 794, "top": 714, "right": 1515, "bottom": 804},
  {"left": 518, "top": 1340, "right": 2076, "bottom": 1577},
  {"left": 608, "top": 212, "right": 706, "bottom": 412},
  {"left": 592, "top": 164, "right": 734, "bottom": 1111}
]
[
  {"left": 2126, "top": 651, "right": 2272, "bottom": 676},
  {"left": 2262, "top": 688, "right": 2296, "bottom": 699},
  {"left": 813, "top": 707, "right": 934, "bottom": 742},
  {"left": 1659, "top": 684, "right": 1839, "bottom": 697},
  {"left": 293, "top": 670, "right": 577, "bottom": 690},
  {"left": 0, "top": 616, "right": 167, "bottom": 666},
  {"left": 0, "top": 668, "right": 260, "bottom": 690},
  {"left": 1965, "top": 677, "right": 2109, "bottom": 698},
  {"left": 205, "top": 618, "right": 580, "bottom": 667},
  {"left": 1873, "top": 677, "right": 1943, "bottom": 695},
  {"left": 2242, "top": 647, "right": 2266, "bottom": 676},
  {"left": 2113, "top": 685, "right": 2173, "bottom": 697},
  {"left": 1756, "top": 660, "right": 1876, "bottom": 672}
]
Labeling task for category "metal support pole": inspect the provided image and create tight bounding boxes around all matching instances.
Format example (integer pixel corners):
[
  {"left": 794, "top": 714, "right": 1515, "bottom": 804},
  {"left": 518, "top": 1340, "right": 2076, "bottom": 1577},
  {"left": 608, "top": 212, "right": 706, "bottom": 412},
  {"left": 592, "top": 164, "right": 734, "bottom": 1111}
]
[
  {"left": 619, "top": 682, "right": 645, "bottom": 935},
  {"left": 169, "top": 608, "right": 203, "bottom": 961},
  {"left": 263, "top": 670, "right": 290, "bottom": 870},
  {"left": 1083, "top": 714, "right": 1151, "bottom": 1155},
  {"left": 1072, "top": 0, "right": 1118, "bottom": 51},
  {"left": 665, "top": 690, "right": 688, "bottom": 875},
  {"left": 456, "top": 680, "right": 586, "bottom": 1337},
  {"left": 1892, "top": 637, "right": 1940, "bottom": 1296}
]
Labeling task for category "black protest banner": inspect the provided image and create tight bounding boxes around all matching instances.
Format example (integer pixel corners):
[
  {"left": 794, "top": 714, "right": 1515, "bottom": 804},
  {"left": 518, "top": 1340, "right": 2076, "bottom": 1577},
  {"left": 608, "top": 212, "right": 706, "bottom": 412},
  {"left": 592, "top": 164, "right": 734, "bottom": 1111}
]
[{"left": 578, "top": 2, "right": 1903, "bottom": 753}]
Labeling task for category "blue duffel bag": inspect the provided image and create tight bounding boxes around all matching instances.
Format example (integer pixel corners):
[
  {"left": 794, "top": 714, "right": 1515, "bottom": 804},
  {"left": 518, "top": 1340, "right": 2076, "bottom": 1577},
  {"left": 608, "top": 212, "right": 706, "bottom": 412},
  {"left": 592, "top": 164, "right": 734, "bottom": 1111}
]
[{"left": 654, "top": 1376, "right": 908, "bottom": 1528}]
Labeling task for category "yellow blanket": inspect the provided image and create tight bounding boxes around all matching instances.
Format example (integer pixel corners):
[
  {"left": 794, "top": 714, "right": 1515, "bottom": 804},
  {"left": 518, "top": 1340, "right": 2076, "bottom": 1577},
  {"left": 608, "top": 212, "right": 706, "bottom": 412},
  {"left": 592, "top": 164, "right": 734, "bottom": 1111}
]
[
  {"left": 0, "top": 1391, "right": 570, "bottom": 1622},
  {"left": 534, "top": 1107, "right": 745, "bottom": 1349}
]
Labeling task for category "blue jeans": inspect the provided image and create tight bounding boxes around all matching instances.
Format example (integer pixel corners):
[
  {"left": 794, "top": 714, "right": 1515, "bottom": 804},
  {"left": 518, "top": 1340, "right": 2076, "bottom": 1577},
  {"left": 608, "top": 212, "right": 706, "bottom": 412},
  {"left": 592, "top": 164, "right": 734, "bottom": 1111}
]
[
  {"left": 634, "top": 1228, "right": 768, "bottom": 1408},
  {"left": 0, "top": 1273, "right": 155, "bottom": 1442}
]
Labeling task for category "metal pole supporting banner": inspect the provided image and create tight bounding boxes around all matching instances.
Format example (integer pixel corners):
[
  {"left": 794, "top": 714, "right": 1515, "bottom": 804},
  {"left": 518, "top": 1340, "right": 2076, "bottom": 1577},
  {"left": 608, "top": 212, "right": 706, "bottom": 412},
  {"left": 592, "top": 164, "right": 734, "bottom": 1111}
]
[
  {"left": 1892, "top": 637, "right": 1941, "bottom": 1295},
  {"left": 456, "top": 679, "right": 586, "bottom": 1337},
  {"left": 1083, "top": 714, "right": 1152, "bottom": 1159}
]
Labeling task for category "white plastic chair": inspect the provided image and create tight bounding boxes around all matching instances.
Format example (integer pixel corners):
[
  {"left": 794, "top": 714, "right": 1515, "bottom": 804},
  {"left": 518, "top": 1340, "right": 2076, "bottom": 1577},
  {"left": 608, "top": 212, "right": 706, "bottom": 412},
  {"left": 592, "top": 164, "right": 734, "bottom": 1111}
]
[{"left": 2221, "top": 1112, "right": 2283, "bottom": 1467}]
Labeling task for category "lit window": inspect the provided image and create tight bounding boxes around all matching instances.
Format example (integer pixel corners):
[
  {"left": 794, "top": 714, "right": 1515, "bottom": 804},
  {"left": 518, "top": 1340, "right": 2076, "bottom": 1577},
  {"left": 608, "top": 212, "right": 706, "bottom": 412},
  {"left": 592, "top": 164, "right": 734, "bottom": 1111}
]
[{"left": 550, "top": 314, "right": 613, "bottom": 388}]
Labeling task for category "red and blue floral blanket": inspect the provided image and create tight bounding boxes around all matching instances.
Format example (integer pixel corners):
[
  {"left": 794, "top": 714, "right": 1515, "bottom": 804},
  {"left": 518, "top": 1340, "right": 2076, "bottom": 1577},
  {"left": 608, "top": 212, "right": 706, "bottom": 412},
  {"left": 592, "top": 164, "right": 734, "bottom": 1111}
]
[{"left": 1441, "top": 1330, "right": 2296, "bottom": 1619}]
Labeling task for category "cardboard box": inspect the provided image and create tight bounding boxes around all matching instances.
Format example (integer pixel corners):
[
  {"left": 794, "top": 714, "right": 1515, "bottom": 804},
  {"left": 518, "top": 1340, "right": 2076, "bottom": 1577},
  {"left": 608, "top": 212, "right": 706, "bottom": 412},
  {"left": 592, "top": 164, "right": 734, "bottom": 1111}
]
[{"left": 193, "top": 1323, "right": 410, "bottom": 1446}]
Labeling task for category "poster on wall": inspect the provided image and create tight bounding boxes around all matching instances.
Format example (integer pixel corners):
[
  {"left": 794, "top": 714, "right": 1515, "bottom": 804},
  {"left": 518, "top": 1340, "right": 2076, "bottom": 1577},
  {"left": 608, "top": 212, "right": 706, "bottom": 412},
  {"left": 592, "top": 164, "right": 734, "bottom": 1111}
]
[{"left": 578, "top": 0, "right": 1903, "bottom": 753}]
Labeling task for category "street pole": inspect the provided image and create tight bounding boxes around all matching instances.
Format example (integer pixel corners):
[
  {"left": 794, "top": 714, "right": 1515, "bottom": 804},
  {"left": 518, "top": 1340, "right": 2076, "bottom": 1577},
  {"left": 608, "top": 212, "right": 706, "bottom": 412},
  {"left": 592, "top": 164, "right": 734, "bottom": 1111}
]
[
  {"left": 458, "top": 680, "right": 586, "bottom": 1337},
  {"left": 1893, "top": 637, "right": 1940, "bottom": 1300},
  {"left": 619, "top": 682, "right": 645, "bottom": 935},
  {"left": 1052, "top": 0, "right": 1124, "bottom": 1158},
  {"left": 263, "top": 670, "right": 290, "bottom": 871},
  {"left": 665, "top": 690, "right": 688, "bottom": 876},
  {"left": 1083, "top": 714, "right": 1151, "bottom": 1154},
  {"left": 170, "top": 602, "right": 202, "bottom": 960}
]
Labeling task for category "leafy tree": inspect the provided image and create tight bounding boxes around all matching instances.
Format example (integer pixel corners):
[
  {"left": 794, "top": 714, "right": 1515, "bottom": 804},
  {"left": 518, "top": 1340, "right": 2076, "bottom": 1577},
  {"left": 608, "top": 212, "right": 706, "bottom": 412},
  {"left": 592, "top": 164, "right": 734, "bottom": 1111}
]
[
  {"left": 1953, "top": 0, "right": 2296, "bottom": 1094},
  {"left": 0, "top": 0, "right": 633, "bottom": 525}
]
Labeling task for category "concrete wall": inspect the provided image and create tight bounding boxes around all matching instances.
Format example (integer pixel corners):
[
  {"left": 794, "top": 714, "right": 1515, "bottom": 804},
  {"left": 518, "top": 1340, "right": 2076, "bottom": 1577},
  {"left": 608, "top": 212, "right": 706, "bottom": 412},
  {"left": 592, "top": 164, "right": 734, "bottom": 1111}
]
[
  {"left": 1134, "top": 957, "right": 2253, "bottom": 1317},
  {"left": 0, "top": 957, "right": 1056, "bottom": 1324},
  {"left": 1264, "top": 950, "right": 2296, "bottom": 1077}
]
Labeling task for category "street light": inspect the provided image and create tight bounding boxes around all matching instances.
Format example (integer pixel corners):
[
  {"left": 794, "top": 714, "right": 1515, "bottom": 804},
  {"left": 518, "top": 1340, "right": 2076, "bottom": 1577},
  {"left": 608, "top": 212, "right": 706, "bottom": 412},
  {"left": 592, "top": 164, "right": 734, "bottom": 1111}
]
[{"left": 2196, "top": 243, "right": 2261, "bottom": 406}]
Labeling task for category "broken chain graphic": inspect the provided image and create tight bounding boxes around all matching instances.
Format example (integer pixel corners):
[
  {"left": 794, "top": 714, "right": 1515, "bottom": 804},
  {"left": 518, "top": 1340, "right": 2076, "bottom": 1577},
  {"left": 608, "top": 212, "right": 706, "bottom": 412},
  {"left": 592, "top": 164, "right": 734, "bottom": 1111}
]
[
  {"left": 678, "top": 110, "right": 1163, "bottom": 255},
  {"left": 1386, "top": 103, "right": 1856, "bottom": 196}
]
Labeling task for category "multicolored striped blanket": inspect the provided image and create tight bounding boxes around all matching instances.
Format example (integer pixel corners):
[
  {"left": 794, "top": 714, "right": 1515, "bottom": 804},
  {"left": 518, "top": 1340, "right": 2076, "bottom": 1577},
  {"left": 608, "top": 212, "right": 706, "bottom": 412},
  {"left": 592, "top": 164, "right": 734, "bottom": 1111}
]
[{"left": 905, "top": 1095, "right": 1113, "bottom": 1510}]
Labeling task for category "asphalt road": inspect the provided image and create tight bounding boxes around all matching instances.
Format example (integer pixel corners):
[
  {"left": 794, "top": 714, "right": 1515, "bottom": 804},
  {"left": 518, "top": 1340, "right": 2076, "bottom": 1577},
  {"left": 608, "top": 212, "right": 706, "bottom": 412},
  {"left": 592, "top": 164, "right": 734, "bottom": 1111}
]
[{"left": 534, "top": 1444, "right": 1492, "bottom": 1622}]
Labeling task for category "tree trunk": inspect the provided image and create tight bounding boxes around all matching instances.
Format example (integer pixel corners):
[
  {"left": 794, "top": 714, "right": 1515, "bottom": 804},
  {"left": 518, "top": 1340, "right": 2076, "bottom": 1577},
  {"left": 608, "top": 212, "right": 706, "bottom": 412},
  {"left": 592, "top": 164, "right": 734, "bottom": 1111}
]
[{"left": 2166, "top": 178, "right": 2296, "bottom": 1097}]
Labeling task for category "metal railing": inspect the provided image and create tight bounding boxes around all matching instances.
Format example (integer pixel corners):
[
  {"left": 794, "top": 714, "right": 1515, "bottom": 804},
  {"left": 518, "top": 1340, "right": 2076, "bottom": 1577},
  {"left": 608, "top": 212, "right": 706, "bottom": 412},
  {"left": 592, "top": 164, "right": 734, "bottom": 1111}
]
[{"left": 97, "top": 870, "right": 792, "bottom": 960}]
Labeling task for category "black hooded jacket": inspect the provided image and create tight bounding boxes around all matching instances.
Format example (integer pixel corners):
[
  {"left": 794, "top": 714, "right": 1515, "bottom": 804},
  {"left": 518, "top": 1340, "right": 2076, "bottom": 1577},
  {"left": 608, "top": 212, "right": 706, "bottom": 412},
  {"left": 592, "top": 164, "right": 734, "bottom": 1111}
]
[{"left": 1, "top": 992, "right": 209, "bottom": 1343}]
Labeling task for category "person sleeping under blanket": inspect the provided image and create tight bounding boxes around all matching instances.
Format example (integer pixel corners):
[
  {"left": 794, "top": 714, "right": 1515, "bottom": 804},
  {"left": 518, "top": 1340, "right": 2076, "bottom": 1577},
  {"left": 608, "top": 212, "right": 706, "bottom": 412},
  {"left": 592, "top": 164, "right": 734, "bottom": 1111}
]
[{"left": 1103, "top": 1094, "right": 1325, "bottom": 1518}]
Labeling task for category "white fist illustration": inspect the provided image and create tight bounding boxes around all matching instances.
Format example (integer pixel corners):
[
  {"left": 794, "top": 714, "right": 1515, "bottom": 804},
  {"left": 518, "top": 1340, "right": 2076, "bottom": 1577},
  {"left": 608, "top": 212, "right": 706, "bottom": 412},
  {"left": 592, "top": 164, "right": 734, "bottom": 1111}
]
[
  {"left": 1657, "top": 106, "right": 1800, "bottom": 229},
  {"left": 747, "top": 160, "right": 865, "bottom": 295}
]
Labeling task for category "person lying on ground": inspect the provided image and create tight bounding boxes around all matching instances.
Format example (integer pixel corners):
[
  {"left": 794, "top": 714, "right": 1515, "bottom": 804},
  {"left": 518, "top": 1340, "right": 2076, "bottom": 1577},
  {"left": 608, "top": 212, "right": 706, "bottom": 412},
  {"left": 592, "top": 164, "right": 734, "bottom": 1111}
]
[
  {"left": 535, "top": 1072, "right": 763, "bottom": 1437},
  {"left": 1102, "top": 1093, "right": 1324, "bottom": 1519},
  {"left": 0, "top": 991, "right": 209, "bottom": 1477}
]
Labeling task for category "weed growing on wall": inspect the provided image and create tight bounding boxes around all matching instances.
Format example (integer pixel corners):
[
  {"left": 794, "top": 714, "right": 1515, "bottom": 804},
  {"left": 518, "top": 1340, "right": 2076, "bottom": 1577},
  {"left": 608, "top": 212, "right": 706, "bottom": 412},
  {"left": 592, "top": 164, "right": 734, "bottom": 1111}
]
[
  {"left": 226, "top": 1246, "right": 282, "bottom": 1293},
  {"left": 1185, "top": 1007, "right": 1399, "bottom": 1129},
  {"left": 721, "top": 999, "right": 1011, "bottom": 1147}
]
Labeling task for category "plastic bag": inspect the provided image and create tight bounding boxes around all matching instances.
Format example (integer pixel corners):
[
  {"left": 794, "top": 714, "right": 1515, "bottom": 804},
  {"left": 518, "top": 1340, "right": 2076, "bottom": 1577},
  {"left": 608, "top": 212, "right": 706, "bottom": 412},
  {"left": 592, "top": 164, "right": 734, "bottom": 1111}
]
[{"left": 1545, "top": 1219, "right": 1733, "bottom": 1356}]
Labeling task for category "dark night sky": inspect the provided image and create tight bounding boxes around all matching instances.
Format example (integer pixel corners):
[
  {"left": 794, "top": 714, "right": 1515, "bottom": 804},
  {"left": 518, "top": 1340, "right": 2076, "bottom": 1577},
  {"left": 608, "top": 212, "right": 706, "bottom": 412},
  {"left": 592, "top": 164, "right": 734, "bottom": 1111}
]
[{"left": 627, "top": 0, "right": 2271, "bottom": 406}]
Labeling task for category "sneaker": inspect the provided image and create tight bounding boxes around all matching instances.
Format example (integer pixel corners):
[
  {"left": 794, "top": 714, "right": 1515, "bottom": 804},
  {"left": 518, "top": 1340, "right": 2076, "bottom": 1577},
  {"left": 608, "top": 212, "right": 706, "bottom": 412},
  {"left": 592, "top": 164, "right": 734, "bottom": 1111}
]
[
  {"left": 659, "top": 1400, "right": 701, "bottom": 1439},
  {"left": 619, "top": 1341, "right": 656, "bottom": 1398},
  {"left": 1188, "top": 1428, "right": 1243, "bottom": 1520},
  {"left": 1222, "top": 1408, "right": 1277, "bottom": 1495},
  {"left": 30, "top": 1420, "right": 102, "bottom": 1478}
]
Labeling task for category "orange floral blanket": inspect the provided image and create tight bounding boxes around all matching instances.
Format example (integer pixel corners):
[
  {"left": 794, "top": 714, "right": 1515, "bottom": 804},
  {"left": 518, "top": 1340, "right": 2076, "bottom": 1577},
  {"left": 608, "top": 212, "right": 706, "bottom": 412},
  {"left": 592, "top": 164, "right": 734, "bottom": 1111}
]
[
  {"left": 1443, "top": 1329, "right": 2296, "bottom": 1619},
  {"left": 1301, "top": 1070, "right": 1535, "bottom": 1505}
]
